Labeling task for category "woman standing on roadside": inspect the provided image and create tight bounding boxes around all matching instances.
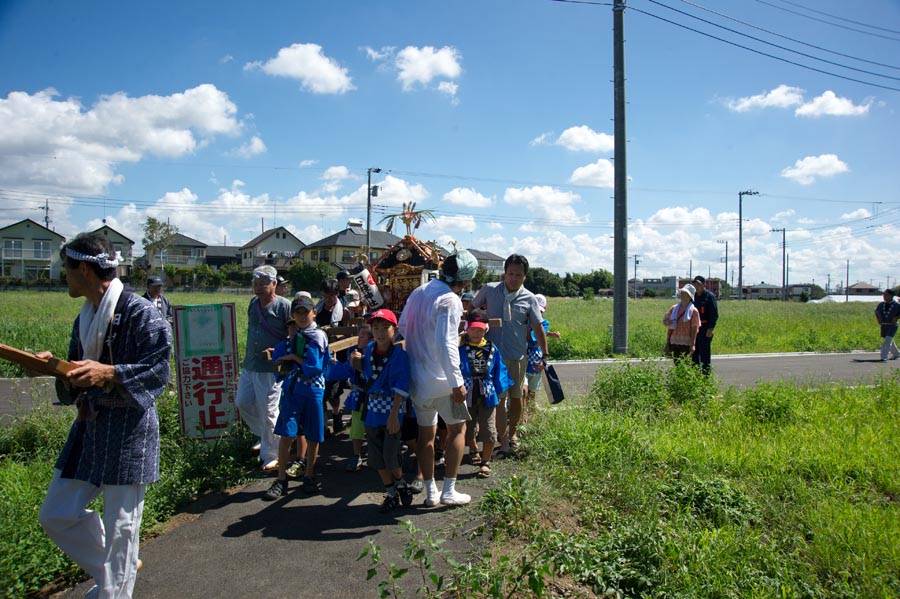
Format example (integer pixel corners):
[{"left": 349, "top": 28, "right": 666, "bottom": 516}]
[{"left": 664, "top": 284, "right": 701, "bottom": 361}]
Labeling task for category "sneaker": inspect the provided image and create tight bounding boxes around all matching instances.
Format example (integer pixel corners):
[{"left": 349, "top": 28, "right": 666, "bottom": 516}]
[
  {"left": 345, "top": 455, "right": 363, "bottom": 472},
  {"left": 398, "top": 483, "right": 414, "bottom": 507},
  {"left": 408, "top": 478, "right": 424, "bottom": 494},
  {"left": 440, "top": 490, "right": 471, "bottom": 506},
  {"left": 379, "top": 493, "right": 400, "bottom": 513},
  {"left": 263, "top": 478, "right": 288, "bottom": 501},
  {"left": 424, "top": 494, "right": 441, "bottom": 508},
  {"left": 332, "top": 413, "right": 345, "bottom": 434},
  {"left": 286, "top": 458, "right": 306, "bottom": 478},
  {"left": 261, "top": 458, "right": 279, "bottom": 471},
  {"left": 434, "top": 450, "right": 445, "bottom": 466},
  {"left": 301, "top": 477, "right": 322, "bottom": 494}
]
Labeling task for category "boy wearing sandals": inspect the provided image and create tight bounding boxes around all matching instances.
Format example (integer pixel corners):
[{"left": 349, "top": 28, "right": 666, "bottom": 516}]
[
  {"left": 264, "top": 295, "right": 330, "bottom": 500},
  {"left": 351, "top": 309, "right": 414, "bottom": 512},
  {"left": 460, "top": 312, "right": 513, "bottom": 479},
  {"left": 327, "top": 324, "right": 373, "bottom": 472}
]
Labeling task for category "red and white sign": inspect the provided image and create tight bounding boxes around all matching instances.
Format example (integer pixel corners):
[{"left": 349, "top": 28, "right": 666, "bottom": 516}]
[{"left": 173, "top": 303, "right": 239, "bottom": 440}]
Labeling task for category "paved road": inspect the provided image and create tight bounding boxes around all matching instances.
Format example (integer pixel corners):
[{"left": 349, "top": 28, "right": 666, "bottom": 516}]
[{"left": 7, "top": 350, "right": 893, "bottom": 598}]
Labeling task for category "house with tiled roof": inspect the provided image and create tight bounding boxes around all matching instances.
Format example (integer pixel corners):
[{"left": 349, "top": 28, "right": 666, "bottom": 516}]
[
  {"left": 240, "top": 227, "right": 305, "bottom": 271},
  {"left": 205, "top": 245, "right": 242, "bottom": 270},
  {"left": 0, "top": 218, "right": 65, "bottom": 279},
  {"left": 145, "top": 232, "right": 207, "bottom": 269},
  {"left": 301, "top": 219, "right": 402, "bottom": 275}
]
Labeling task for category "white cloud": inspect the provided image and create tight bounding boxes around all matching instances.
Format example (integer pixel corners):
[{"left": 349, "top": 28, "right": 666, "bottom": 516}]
[
  {"left": 0, "top": 85, "right": 241, "bottom": 195},
  {"left": 363, "top": 46, "right": 395, "bottom": 62},
  {"left": 840, "top": 208, "right": 871, "bottom": 220},
  {"left": 437, "top": 81, "right": 459, "bottom": 104},
  {"left": 220, "top": 54, "right": 233, "bottom": 64},
  {"left": 299, "top": 159, "right": 318, "bottom": 167},
  {"left": 726, "top": 84, "right": 804, "bottom": 112},
  {"left": 530, "top": 132, "right": 553, "bottom": 146},
  {"left": 556, "top": 125, "right": 614, "bottom": 153},
  {"left": 245, "top": 43, "right": 354, "bottom": 94},
  {"left": 570, "top": 159, "right": 614, "bottom": 188},
  {"left": 781, "top": 154, "right": 849, "bottom": 185},
  {"left": 395, "top": 46, "right": 462, "bottom": 91},
  {"left": 795, "top": 91, "right": 870, "bottom": 117},
  {"left": 432, "top": 214, "right": 476, "bottom": 234},
  {"left": 504, "top": 186, "right": 587, "bottom": 226},
  {"left": 229, "top": 135, "right": 266, "bottom": 158},
  {"left": 487, "top": 222, "right": 504, "bottom": 231},
  {"left": 442, "top": 187, "right": 492, "bottom": 208},
  {"left": 772, "top": 209, "right": 795, "bottom": 222},
  {"left": 320, "top": 165, "right": 353, "bottom": 193}
]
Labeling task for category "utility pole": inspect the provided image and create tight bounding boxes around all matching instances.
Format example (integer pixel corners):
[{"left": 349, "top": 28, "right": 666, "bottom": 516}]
[
  {"left": 366, "top": 167, "right": 382, "bottom": 258},
  {"left": 786, "top": 253, "right": 790, "bottom": 300},
  {"left": 717, "top": 240, "right": 728, "bottom": 299},
  {"left": 845, "top": 260, "right": 850, "bottom": 303},
  {"left": 631, "top": 254, "right": 641, "bottom": 300},
  {"left": 738, "top": 190, "right": 758, "bottom": 300},
  {"left": 827, "top": 273, "right": 831, "bottom": 294},
  {"left": 612, "top": 0, "right": 629, "bottom": 354},
  {"left": 770, "top": 227, "right": 786, "bottom": 301},
  {"left": 42, "top": 199, "right": 51, "bottom": 230}
]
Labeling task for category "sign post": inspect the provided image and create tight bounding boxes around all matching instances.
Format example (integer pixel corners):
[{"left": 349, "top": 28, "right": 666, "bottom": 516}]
[{"left": 173, "top": 303, "right": 239, "bottom": 440}]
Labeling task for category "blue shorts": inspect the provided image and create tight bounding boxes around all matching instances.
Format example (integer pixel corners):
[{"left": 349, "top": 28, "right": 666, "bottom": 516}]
[{"left": 275, "top": 391, "right": 324, "bottom": 443}]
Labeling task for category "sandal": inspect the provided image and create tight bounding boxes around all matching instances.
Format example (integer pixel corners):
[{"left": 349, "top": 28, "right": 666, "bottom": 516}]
[
  {"left": 477, "top": 463, "right": 492, "bottom": 478},
  {"left": 469, "top": 452, "right": 482, "bottom": 466}
]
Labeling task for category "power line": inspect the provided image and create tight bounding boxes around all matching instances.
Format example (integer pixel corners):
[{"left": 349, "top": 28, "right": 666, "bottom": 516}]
[
  {"left": 627, "top": 4, "right": 900, "bottom": 92},
  {"left": 675, "top": 0, "right": 900, "bottom": 71},
  {"left": 772, "top": 0, "right": 900, "bottom": 36},
  {"left": 751, "top": 0, "right": 900, "bottom": 42},
  {"left": 646, "top": 0, "right": 900, "bottom": 82}
]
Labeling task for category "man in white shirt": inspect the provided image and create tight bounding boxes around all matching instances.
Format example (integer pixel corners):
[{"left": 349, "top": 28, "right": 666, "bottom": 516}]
[{"left": 398, "top": 248, "right": 478, "bottom": 507}]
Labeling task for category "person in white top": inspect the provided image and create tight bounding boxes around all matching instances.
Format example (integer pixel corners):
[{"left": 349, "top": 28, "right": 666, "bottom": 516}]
[{"left": 398, "top": 248, "right": 479, "bottom": 507}]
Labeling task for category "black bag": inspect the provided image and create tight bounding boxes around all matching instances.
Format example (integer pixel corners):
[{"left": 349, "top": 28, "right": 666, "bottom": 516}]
[{"left": 543, "top": 362, "right": 565, "bottom": 404}]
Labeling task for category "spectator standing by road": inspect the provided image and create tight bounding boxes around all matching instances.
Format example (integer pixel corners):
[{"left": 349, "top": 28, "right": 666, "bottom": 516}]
[
  {"left": 235, "top": 265, "right": 292, "bottom": 470},
  {"left": 690, "top": 275, "right": 718, "bottom": 375},
  {"left": 33, "top": 232, "right": 171, "bottom": 599},
  {"left": 875, "top": 289, "right": 900, "bottom": 361},
  {"left": 471, "top": 254, "right": 546, "bottom": 456},
  {"left": 143, "top": 275, "right": 173, "bottom": 325},
  {"left": 664, "top": 284, "right": 701, "bottom": 362},
  {"left": 398, "top": 248, "right": 480, "bottom": 507}
]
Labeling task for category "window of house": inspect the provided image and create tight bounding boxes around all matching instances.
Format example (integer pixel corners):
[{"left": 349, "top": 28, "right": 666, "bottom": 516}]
[
  {"left": 33, "top": 240, "right": 51, "bottom": 260},
  {"left": 1, "top": 264, "right": 12, "bottom": 277},
  {"left": 24, "top": 265, "right": 50, "bottom": 280},
  {"left": 3, "top": 239, "right": 22, "bottom": 259},
  {"left": 310, "top": 250, "right": 319, "bottom": 261},
  {"left": 319, "top": 250, "right": 329, "bottom": 262},
  {"left": 342, "top": 250, "right": 354, "bottom": 262}
]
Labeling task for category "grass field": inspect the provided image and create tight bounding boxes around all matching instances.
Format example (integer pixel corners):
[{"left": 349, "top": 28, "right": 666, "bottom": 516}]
[{"left": 0, "top": 291, "right": 879, "bottom": 377}]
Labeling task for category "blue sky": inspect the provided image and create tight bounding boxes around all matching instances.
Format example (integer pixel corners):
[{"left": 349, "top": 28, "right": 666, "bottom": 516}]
[{"left": 1, "top": 0, "right": 898, "bottom": 290}]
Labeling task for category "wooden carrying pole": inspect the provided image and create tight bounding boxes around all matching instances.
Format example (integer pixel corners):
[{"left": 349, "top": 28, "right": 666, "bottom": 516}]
[{"left": 0, "top": 343, "right": 77, "bottom": 378}]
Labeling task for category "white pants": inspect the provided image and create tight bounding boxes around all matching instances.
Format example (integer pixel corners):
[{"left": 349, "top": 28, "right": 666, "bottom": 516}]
[
  {"left": 235, "top": 369, "right": 281, "bottom": 463},
  {"left": 881, "top": 336, "right": 900, "bottom": 360},
  {"left": 39, "top": 470, "right": 146, "bottom": 599}
]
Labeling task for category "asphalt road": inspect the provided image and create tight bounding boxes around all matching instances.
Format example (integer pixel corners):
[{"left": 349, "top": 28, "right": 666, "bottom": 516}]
[{"left": 5, "top": 350, "right": 894, "bottom": 598}]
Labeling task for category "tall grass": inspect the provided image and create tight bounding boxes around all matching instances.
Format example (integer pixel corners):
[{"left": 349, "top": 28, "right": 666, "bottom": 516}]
[
  {"left": 0, "top": 291, "right": 879, "bottom": 377},
  {"left": 495, "top": 362, "right": 900, "bottom": 598}
]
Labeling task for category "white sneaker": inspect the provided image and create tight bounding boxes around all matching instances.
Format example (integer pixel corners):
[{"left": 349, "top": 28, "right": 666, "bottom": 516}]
[
  {"left": 424, "top": 495, "right": 441, "bottom": 507},
  {"left": 440, "top": 490, "right": 471, "bottom": 506}
]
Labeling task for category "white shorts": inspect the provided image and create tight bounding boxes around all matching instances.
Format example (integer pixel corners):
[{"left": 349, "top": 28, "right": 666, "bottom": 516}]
[{"left": 412, "top": 394, "right": 467, "bottom": 427}]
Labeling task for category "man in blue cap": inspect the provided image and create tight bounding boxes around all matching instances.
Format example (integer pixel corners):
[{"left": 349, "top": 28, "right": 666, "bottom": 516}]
[
  {"left": 398, "top": 247, "right": 479, "bottom": 507},
  {"left": 143, "top": 275, "right": 173, "bottom": 325}
]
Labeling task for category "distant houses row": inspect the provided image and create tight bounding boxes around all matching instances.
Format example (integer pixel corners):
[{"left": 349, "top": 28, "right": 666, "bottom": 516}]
[{"left": 0, "top": 217, "right": 505, "bottom": 282}]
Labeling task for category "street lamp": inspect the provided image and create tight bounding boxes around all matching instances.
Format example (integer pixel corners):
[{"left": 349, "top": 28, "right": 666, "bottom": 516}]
[
  {"left": 366, "top": 167, "right": 382, "bottom": 257},
  {"left": 738, "top": 190, "right": 758, "bottom": 300}
]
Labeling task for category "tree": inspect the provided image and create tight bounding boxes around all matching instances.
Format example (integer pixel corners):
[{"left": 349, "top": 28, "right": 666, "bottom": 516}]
[
  {"left": 527, "top": 267, "right": 566, "bottom": 297},
  {"left": 287, "top": 260, "right": 333, "bottom": 292},
  {"left": 472, "top": 264, "right": 492, "bottom": 290},
  {"left": 142, "top": 217, "right": 179, "bottom": 271},
  {"left": 379, "top": 202, "right": 436, "bottom": 236}
]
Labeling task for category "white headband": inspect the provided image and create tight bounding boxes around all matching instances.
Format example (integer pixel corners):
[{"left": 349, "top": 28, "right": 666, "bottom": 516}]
[{"left": 65, "top": 248, "right": 119, "bottom": 268}]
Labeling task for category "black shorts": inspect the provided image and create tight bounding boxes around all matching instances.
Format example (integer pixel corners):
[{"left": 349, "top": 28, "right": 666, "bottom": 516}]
[{"left": 401, "top": 415, "right": 418, "bottom": 442}]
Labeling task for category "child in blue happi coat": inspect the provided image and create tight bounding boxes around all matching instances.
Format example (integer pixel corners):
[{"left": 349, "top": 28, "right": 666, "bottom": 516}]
[
  {"left": 327, "top": 323, "right": 373, "bottom": 472},
  {"left": 350, "top": 309, "right": 413, "bottom": 513},
  {"left": 523, "top": 294, "right": 560, "bottom": 423},
  {"left": 264, "top": 295, "right": 330, "bottom": 500},
  {"left": 460, "top": 311, "right": 512, "bottom": 478}
]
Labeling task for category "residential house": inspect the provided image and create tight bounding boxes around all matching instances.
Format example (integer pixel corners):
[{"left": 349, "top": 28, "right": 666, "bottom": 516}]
[
  {"left": 748, "top": 283, "right": 782, "bottom": 300},
  {"left": 0, "top": 218, "right": 65, "bottom": 280},
  {"left": 468, "top": 249, "right": 505, "bottom": 278},
  {"left": 145, "top": 233, "right": 208, "bottom": 269},
  {"left": 302, "top": 219, "right": 401, "bottom": 275},
  {"left": 788, "top": 283, "right": 814, "bottom": 300},
  {"left": 205, "top": 245, "right": 242, "bottom": 270},
  {"left": 847, "top": 281, "right": 880, "bottom": 296},
  {"left": 240, "top": 227, "right": 305, "bottom": 271},
  {"left": 643, "top": 276, "right": 679, "bottom": 297},
  {"left": 92, "top": 224, "right": 134, "bottom": 278}
]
